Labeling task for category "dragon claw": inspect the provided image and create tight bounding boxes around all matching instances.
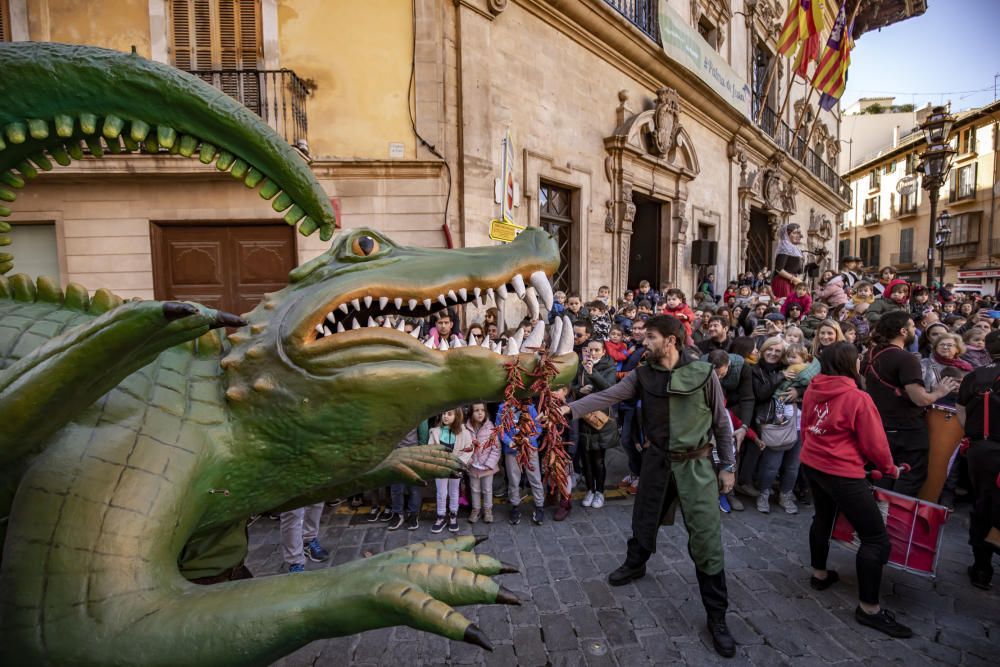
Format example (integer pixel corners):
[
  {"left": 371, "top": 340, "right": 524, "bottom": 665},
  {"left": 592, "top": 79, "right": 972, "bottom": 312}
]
[
  {"left": 474, "top": 535, "right": 489, "bottom": 546},
  {"left": 498, "top": 562, "right": 519, "bottom": 574},
  {"left": 162, "top": 301, "right": 199, "bottom": 320},
  {"left": 212, "top": 310, "right": 248, "bottom": 329},
  {"left": 463, "top": 623, "right": 494, "bottom": 652},
  {"left": 496, "top": 586, "right": 521, "bottom": 606}
]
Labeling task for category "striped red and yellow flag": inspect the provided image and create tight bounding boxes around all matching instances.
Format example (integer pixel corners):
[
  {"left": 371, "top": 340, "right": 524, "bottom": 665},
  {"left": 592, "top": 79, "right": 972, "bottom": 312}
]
[
  {"left": 813, "top": 2, "right": 855, "bottom": 111},
  {"left": 777, "top": 0, "right": 827, "bottom": 58}
]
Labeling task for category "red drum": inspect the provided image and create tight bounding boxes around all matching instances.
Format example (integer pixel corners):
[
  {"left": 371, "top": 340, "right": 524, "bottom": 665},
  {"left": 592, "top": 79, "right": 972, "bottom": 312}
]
[
  {"left": 832, "top": 487, "right": 950, "bottom": 578},
  {"left": 919, "top": 404, "right": 963, "bottom": 503}
]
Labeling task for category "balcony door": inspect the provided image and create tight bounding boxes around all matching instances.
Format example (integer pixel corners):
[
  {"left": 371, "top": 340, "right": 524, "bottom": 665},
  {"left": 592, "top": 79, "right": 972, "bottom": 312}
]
[{"left": 169, "top": 0, "right": 263, "bottom": 112}]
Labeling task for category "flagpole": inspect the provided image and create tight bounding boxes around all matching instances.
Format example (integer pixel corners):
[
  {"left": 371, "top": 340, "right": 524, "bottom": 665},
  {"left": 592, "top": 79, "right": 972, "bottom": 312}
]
[
  {"left": 795, "top": 0, "right": 863, "bottom": 160},
  {"left": 754, "top": 55, "right": 781, "bottom": 126}
]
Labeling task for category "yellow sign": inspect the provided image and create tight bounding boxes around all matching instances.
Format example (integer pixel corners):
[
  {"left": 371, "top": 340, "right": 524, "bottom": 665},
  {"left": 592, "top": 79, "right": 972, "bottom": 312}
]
[{"left": 489, "top": 219, "right": 524, "bottom": 243}]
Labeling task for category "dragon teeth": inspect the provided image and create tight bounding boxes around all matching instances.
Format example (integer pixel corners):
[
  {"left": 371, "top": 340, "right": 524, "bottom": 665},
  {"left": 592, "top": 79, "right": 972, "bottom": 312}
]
[
  {"left": 382, "top": 316, "right": 393, "bottom": 328},
  {"left": 529, "top": 271, "right": 554, "bottom": 311},
  {"left": 367, "top": 316, "right": 377, "bottom": 327},
  {"left": 524, "top": 320, "right": 545, "bottom": 350},
  {"left": 439, "top": 339, "right": 449, "bottom": 351},
  {"left": 351, "top": 318, "right": 361, "bottom": 330},
  {"left": 505, "top": 338, "right": 520, "bottom": 356},
  {"left": 495, "top": 285, "right": 507, "bottom": 299},
  {"left": 556, "top": 316, "right": 574, "bottom": 355},
  {"left": 424, "top": 338, "right": 436, "bottom": 349},
  {"left": 379, "top": 296, "right": 389, "bottom": 309},
  {"left": 524, "top": 287, "right": 540, "bottom": 320},
  {"left": 510, "top": 273, "right": 526, "bottom": 297},
  {"left": 324, "top": 325, "right": 333, "bottom": 336},
  {"left": 447, "top": 290, "right": 458, "bottom": 302},
  {"left": 548, "top": 317, "right": 563, "bottom": 354},
  {"left": 423, "top": 298, "right": 432, "bottom": 310},
  {"left": 453, "top": 338, "right": 465, "bottom": 348},
  {"left": 437, "top": 294, "right": 448, "bottom": 307},
  {"left": 410, "top": 325, "right": 422, "bottom": 338},
  {"left": 474, "top": 287, "right": 481, "bottom": 298},
  {"left": 338, "top": 303, "right": 349, "bottom": 314},
  {"left": 394, "top": 298, "right": 403, "bottom": 309},
  {"left": 481, "top": 335, "right": 491, "bottom": 349},
  {"left": 396, "top": 319, "right": 406, "bottom": 332},
  {"left": 351, "top": 298, "right": 361, "bottom": 310},
  {"left": 458, "top": 288, "right": 467, "bottom": 301},
  {"left": 408, "top": 299, "right": 418, "bottom": 311},
  {"left": 364, "top": 295, "right": 372, "bottom": 308},
  {"left": 511, "top": 328, "right": 525, "bottom": 346},
  {"left": 337, "top": 322, "right": 346, "bottom": 333}
]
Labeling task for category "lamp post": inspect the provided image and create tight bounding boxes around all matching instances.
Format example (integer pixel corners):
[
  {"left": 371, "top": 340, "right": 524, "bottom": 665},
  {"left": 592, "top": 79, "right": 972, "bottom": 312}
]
[
  {"left": 918, "top": 106, "right": 957, "bottom": 291},
  {"left": 935, "top": 209, "right": 952, "bottom": 289}
]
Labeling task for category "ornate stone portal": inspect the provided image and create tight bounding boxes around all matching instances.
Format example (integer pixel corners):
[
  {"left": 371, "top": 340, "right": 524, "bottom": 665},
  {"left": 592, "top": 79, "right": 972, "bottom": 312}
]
[
  {"left": 730, "top": 139, "right": 798, "bottom": 265},
  {"left": 604, "top": 88, "right": 700, "bottom": 296}
]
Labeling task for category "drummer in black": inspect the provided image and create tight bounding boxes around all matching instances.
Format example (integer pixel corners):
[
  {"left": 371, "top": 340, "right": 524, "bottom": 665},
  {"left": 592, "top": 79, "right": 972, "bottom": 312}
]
[
  {"left": 862, "top": 311, "right": 959, "bottom": 496},
  {"left": 956, "top": 329, "right": 1000, "bottom": 590}
]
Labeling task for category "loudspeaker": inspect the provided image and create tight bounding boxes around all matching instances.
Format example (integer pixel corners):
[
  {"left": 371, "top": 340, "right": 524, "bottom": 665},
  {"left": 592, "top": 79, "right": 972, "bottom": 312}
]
[{"left": 691, "top": 240, "right": 718, "bottom": 266}]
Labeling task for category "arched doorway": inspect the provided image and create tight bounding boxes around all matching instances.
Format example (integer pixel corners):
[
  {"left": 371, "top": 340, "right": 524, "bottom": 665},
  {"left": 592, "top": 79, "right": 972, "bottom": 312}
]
[{"left": 746, "top": 208, "right": 772, "bottom": 274}]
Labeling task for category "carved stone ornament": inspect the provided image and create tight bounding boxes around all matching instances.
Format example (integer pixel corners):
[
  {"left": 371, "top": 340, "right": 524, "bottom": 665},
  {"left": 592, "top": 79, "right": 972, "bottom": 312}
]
[
  {"left": 649, "top": 87, "right": 681, "bottom": 157},
  {"left": 487, "top": 0, "right": 509, "bottom": 16},
  {"left": 622, "top": 182, "right": 637, "bottom": 232},
  {"left": 604, "top": 199, "right": 615, "bottom": 233}
]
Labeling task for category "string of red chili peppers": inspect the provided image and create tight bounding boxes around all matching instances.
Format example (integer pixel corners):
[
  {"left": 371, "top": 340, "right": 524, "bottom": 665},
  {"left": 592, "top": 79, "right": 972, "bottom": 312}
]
[{"left": 472, "top": 351, "right": 571, "bottom": 503}]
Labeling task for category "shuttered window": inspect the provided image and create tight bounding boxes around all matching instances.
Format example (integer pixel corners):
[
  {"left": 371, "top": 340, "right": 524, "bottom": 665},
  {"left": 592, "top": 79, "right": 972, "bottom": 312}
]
[
  {"left": 0, "top": 0, "right": 11, "bottom": 42},
  {"left": 169, "top": 0, "right": 263, "bottom": 110}
]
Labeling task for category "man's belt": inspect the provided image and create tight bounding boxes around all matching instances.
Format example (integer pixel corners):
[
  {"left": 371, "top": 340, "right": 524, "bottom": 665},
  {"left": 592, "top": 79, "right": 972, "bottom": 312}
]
[{"left": 643, "top": 442, "right": 713, "bottom": 462}]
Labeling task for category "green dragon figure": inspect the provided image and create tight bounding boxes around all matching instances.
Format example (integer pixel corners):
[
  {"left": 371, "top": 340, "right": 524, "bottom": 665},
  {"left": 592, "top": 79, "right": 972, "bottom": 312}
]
[{"left": 0, "top": 43, "right": 577, "bottom": 666}]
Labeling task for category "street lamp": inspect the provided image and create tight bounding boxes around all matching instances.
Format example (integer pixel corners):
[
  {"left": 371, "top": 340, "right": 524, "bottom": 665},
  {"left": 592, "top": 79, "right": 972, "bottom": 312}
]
[
  {"left": 935, "top": 209, "right": 952, "bottom": 289},
  {"left": 918, "top": 105, "right": 957, "bottom": 290}
]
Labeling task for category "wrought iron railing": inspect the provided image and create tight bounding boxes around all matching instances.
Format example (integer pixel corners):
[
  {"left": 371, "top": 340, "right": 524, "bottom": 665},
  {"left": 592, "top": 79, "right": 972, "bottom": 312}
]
[
  {"left": 604, "top": 0, "right": 660, "bottom": 42},
  {"left": 189, "top": 69, "right": 311, "bottom": 152},
  {"left": 752, "top": 94, "right": 852, "bottom": 204}
]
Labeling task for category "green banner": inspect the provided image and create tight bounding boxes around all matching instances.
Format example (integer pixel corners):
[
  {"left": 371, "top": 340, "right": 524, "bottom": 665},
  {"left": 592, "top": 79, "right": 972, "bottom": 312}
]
[{"left": 658, "top": 3, "right": 752, "bottom": 119}]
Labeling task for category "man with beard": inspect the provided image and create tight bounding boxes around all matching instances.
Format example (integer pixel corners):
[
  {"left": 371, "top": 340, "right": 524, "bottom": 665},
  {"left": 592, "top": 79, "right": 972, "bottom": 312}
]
[
  {"left": 696, "top": 315, "right": 731, "bottom": 355},
  {"left": 558, "top": 315, "right": 737, "bottom": 657},
  {"left": 862, "top": 311, "right": 960, "bottom": 496}
]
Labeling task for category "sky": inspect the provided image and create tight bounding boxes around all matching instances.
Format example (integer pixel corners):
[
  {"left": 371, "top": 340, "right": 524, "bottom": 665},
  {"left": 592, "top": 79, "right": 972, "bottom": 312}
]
[{"left": 842, "top": 0, "right": 1000, "bottom": 112}]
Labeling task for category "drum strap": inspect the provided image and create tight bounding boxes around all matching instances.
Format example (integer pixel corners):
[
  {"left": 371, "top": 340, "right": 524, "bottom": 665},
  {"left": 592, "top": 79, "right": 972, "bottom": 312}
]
[{"left": 864, "top": 346, "right": 905, "bottom": 398}]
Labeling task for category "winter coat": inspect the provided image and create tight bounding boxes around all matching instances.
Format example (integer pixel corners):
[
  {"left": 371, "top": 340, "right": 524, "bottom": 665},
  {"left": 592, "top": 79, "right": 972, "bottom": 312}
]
[
  {"left": 466, "top": 419, "right": 500, "bottom": 477},
  {"left": 962, "top": 346, "right": 992, "bottom": 369},
  {"left": 661, "top": 303, "right": 696, "bottom": 338},
  {"left": 573, "top": 354, "right": 620, "bottom": 451},
  {"left": 801, "top": 374, "right": 895, "bottom": 479},
  {"left": 865, "top": 297, "right": 908, "bottom": 326},
  {"left": 429, "top": 423, "right": 475, "bottom": 466},
  {"left": 799, "top": 315, "right": 824, "bottom": 342},
  {"left": 751, "top": 362, "right": 787, "bottom": 430},
  {"left": 604, "top": 340, "right": 629, "bottom": 364},
  {"left": 815, "top": 275, "right": 849, "bottom": 309}
]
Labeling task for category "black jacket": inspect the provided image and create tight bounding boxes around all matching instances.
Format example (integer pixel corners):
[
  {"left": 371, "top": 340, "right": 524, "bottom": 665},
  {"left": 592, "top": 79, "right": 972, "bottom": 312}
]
[{"left": 751, "top": 362, "right": 786, "bottom": 429}]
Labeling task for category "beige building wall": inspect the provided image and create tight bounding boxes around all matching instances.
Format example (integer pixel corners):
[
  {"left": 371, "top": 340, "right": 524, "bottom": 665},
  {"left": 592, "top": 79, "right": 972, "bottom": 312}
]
[
  {"left": 843, "top": 102, "right": 1000, "bottom": 287},
  {"left": 25, "top": 0, "right": 153, "bottom": 56}
]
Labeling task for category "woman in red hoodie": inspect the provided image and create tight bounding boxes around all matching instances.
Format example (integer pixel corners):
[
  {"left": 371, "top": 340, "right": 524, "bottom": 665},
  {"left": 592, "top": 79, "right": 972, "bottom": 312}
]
[{"left": 800, "top": 342, "right": 913, "bottom": 639}]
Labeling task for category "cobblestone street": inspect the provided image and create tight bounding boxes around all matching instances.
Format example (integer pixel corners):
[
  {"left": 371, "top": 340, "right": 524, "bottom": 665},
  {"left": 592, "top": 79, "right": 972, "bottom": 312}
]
[{"left": 251, "top": 460, "right": 999, "bottom": 666}]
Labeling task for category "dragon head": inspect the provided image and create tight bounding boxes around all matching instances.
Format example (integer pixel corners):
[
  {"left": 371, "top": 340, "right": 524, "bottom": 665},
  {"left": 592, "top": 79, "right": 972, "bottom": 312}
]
[
  {"left": 0, "top": 42, "right": 335, "bottom": 251},
  {"left": 221, "top": 226, "right": 578, "bottom": 486}
]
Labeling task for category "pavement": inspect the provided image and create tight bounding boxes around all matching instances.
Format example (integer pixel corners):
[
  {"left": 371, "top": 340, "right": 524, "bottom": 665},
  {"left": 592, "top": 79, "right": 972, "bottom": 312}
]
[{"left": 251, "top": 456, "right": 998, "bottom": 666}]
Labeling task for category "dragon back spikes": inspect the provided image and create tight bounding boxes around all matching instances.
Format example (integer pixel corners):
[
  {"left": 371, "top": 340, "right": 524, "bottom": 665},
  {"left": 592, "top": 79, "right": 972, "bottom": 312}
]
[
  {"left": 9, "top": 273, "right": 35, "bottom": 302},
  {"left": 63, "top": 283, "right": 90, "bottom": 311},
  {"left": 89, "top": 288, "right": 123, "bottom": 314},
  {"left": 35, "top": 276, "right": 63, "bottom": 304}
]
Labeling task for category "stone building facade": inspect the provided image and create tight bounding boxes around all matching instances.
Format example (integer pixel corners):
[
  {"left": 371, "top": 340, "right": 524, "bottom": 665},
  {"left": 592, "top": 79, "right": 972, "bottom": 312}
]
[
  {"left": 841, "top": 99, "right": 1000, "bottom": 290},
  {"left": 2, "top": 0, "right": 854, "bottom": 314}
]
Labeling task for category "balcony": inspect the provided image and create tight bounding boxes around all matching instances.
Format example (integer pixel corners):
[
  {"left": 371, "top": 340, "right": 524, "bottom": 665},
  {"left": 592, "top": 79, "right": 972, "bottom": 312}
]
[
  {"left": 863, "top": 212, "right": 880, "bottom": 226},
  {"left": 752, "top": 94, "right": 852, "bottom": 204},
  {"left": 991, "top": 238, "right": 1000, "bottom": 257},
  {"left": 942, "top": 242, "right": 981, "bottom": 263},
  {"left": 604, "top": 0, "right": 660, "bottom": 42},
  {"left": 189, "top": 69, "right": 311, "bottom": 152},
  {"left": 890, "top": 252, "right": 915, "bottom": 269}
]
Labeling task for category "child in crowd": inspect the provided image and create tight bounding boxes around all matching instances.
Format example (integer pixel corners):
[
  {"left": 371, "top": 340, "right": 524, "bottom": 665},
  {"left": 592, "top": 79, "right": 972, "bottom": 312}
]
[
  {"left": 604, "top": 324, "right": 629, "bottom": 369},
  {"left": 778, "top": 343, "right": 820, "bottom": 396},
  {"left": 800, "top": 302, "right": 829, "bottom": 341},
  {"left": 499, "top": 399, "right": 545, "bottom": 525},
  {"left": 596, "top": 285, "right": 613, "bottom": 312},
  {"left": 614, "top": 303, "right": 637, "bottom": 334},
  {"left": 548, "top": 290, "right": 567, "bottom": 322},
  {"left": 850, "top": 280, "right": 875, "bottom": 309},
  {"left": 784, "top": 326, "right": 805, "bottom": 346},
  {"left": 465, "top": 402, "right": 499, "bottom": 524},
  {"left": 815, "top": 270, "right": 848, "bottom": 314},
  {"left": 781, "top": 282, "right": 812, "bottom": 320},
  {"left": 636, "top": 279, "right": 660, "bottom": 309},
  {"left": 565, "top": 293, "right": 588, "bottom": 325},
  {"left": 429, "top": 407, "right": 474, "bottom": 534},
  {"left": 661, "top": 288, "right": 696, "bottom": 340},
  {"left": 865, "top": 279, "right": 910, "bottom": 325},
  {"left": 843, "top": 301, "right": 871, "bottom": 341},
  {"left": 587, "top": 300, "right": 613, "bottom": 341}
]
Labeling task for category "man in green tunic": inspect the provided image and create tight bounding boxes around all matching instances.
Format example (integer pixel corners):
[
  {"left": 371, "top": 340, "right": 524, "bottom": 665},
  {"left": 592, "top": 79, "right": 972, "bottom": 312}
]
[{"left": 560, "top": 314, "right": 737, "bottom": 657}]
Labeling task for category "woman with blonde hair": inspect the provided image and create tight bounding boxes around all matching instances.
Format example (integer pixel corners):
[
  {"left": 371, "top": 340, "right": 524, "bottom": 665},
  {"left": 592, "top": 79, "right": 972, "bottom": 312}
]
[
  {"left": 812, "top": 319, "right": 846, "bottom": 359},
  {"left": 920, "top": 333, "right": 971, "bottom": 406}
]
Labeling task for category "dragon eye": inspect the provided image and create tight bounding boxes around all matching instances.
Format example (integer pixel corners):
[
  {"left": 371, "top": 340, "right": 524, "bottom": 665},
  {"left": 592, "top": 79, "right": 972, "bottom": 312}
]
[{"left": 351, "top": 235, "right": 379, "bottom": 257}]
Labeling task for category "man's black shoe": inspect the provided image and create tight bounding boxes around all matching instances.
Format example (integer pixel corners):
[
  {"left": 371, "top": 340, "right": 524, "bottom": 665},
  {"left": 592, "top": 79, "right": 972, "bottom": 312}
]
[
  {"left": 968, "top": 565, "right": 993, "bottom": 590},
  {"left": 854, "top": 606, "right": 913, "bottom": 638},
  {"left": 509, "top": 505, "right": 521, "bottom": 525},
  {"left": 607, "top": 562, "right": 646, "bottom": 586},
  {"left": 531, "top": 508, "right": 544, "bottom": 525},
  {"left": 707, "top": 617, "right": 736, "bottom": 658},
  {"left": 386, "top": 512, "right": 404, "bottom": 531}
]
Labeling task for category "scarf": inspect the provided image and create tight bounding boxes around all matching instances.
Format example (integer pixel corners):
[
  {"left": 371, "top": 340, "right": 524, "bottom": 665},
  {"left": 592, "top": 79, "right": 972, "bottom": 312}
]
[
  {"left": 933, "top": 353, "right": 972, "bottom": 372},
  {"left": 774, "top": 224, "right": 803, "bottom": 262}
]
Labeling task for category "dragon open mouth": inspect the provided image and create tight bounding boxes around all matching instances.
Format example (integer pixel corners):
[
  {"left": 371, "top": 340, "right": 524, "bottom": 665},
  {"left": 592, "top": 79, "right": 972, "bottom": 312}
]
[{"left": 309, "top": 270, "right": 575, "bottom": 357}]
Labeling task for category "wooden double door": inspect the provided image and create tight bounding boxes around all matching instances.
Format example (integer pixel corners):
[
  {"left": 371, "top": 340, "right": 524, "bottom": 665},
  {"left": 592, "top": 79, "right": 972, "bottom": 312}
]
[{"left": 151, "top": 222, "right": 296, "bottom": 316}]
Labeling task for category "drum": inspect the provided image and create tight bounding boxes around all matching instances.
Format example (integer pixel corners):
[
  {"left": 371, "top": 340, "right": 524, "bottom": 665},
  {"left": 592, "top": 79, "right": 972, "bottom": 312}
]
[{"left": 919, "top": 404, "right": 963, "bottom": 502}]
